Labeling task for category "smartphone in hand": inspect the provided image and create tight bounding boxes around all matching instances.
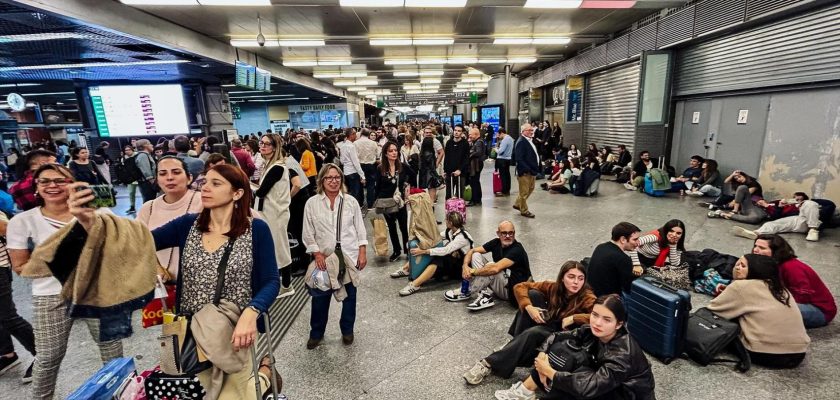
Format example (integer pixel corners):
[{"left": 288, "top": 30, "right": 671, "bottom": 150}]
[{"left": 76, "top": 184, "right": 116, "bottom": 208}]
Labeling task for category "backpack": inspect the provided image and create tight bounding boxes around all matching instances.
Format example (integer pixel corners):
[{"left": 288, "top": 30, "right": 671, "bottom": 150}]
[
  {"left": 684, "top": 308, "right": 751, "bottom": 372},
  {"left": 115, "top": 154, "right": 144, "bottom": 184}
]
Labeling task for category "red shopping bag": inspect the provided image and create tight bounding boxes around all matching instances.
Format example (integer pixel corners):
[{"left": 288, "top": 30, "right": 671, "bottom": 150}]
[
  {"left": 493, "top": 170, "right": 502, "bottom": 193},
  {"left": 141, "top": 282, "right": 175, "bottom": 328}
]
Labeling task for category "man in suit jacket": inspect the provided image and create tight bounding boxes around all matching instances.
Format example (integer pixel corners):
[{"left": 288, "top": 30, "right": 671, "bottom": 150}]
[{"left": 513, "top": 123, "right": 540, "bottom": 218}]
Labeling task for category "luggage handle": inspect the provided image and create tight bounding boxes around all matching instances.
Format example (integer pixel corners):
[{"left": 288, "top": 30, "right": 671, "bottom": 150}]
[
  {"left": 449, "top": 174, "right": 461, "bottom": 199},
  {"left": 251, "top": 312, "right": 280, "bottom": 400},
  {"left": 643, "top": 276, "right": 681, "bottom": 294}
]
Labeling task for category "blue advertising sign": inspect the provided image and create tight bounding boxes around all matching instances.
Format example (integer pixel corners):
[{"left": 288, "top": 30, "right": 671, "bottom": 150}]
[{"left": 479, "top": 105, "right": 502, "bottom": 146}]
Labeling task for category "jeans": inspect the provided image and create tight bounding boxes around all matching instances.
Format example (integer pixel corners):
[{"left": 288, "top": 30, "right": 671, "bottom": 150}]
[
  {"left": 798, "top": 303, "right": 828, "bottom": 329},
  {"left": 309, "top": 283, "right": 357, "bottom": 340},
  {"left": 0, "top": 268, "right": 35, "bottom": 357},
  {"left": 384, "top": 207, "right": 408, "bottom": 255},
  {"left": 344, "top": 173, "right": 363, "bottom": 207},
  {"left": 360, "top": 163, "right": 377, "bottom": 209},
  {"left": 698, "top": 185, "right": 722, "bottom": 197},
  {"left": 495, "top": 159, "right": 511, "bottom": 194},
  {"left": 127, "top": 182, "right": 137, "bottom": 210},
  {"left": 757, "top": 200, "right": 822, "bottom": 235},
  {"left": 468, "top": 253, "right": 509, "bottom": 300},
  {"left": 729, "top": 185, "right": 766, "bottom": 224}
]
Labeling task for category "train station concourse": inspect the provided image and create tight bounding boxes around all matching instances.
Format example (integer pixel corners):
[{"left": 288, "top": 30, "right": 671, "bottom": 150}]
[{"left": 0, "top": 1, "right": 838, "bottom": 400}]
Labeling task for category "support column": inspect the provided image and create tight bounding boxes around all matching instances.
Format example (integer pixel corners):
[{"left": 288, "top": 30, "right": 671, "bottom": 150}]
[
  {"left": 489, "top": 68, "right": 520, "bottom": 136},
  {"left": 204, "top": 85, "right": 234, "bottom": 139}
]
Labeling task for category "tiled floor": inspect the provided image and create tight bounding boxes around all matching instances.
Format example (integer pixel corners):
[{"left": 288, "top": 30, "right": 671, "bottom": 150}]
[{"left": 1, "top": 167, "right": 838, "bottom": 399}]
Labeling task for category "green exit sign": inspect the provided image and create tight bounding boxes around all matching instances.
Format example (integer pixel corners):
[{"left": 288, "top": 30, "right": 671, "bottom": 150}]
[{"left": 470, "top": 92, "right": 478, "bottom": 104}]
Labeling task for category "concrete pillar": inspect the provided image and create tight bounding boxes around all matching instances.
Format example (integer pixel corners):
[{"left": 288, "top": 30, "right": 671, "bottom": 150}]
[
  {"left": 204, "top": 85, "right": 233, "bottom": 138},
  {"left": 488, "top": 71, "right": 520, "bottom": 134}
]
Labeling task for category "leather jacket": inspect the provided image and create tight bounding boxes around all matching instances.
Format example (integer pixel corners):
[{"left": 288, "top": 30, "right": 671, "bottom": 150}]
[{"left": 548, "top": 327, "right": 655, "bottom": 400}]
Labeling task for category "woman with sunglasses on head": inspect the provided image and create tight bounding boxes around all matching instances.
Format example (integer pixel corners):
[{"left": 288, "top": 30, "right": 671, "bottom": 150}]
[
  {"left": 69, "top": 164, "right": 279, "bottom": 399},
  {"left": 375, "top": 142, "right": 411, "bottom": 262},
  {"left": 137, "top": 156, "right": 203, "bottom": 281},
  {"left": 7, "top": 164, "right": 123, "bottom": 399}
]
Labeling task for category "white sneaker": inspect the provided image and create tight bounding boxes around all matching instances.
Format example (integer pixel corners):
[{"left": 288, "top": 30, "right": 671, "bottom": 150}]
[
  {"left": 730, "top": 226, "right": 757, "bottom": 240},
  {"left": 444, "top": 289, "right": 471, "bottom": 302},
  {"left": 494, "top": 381, "right": 535, "bottom": 400},
  {"left": 806, "top": 228, "right": 820, "bottom": 242},
  {"left": 623, "top": 182, "right": 636, "bottom": 190},
  {"left": 399, "top": 283, "right": 421, "bottom": 296},
  {"left": 687, "top": 190, "right": 704, "bottom": 197},
  {"left": 390, "top": 269, "right": 409, "bottom": 278},
  {"left": 466, "top": 292, "right": 496, "bottom": 311},
  {"left": 277, "top": 285, "right": 296, "bottom": 299},
  {"left": 463, "top": 359, "right": 491, "bottom": 385}
]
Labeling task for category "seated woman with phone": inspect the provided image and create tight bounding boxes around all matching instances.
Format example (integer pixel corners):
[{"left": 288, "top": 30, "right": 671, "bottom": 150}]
[{"left": 463, "top": 261, "right": 596, "bottom": 386}]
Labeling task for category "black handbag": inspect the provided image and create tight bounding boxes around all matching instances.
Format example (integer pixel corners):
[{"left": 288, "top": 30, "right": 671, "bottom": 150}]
[
  {"left": 158, "top": 239, "right": 235, "bottom": 376},
  {"left": 684, "top": 307, "right": 751, "bottom": 372},
  {"left": 144, "top": 370, "right": 206, "bottom": 400}
]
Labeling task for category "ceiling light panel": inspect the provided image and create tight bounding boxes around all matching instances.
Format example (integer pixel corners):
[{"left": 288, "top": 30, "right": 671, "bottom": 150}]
[
  {"left": 393, "top": 71, "right": 419, "bottom": 77},
  {"left": 120, "top": 1, "right": 198, "bottom": 5},
  {"left": 313, "top": 72, "right": 342, "bottom": 78},
  {"left": 466, "top": 69, "right": 483, "bottom": 75},
  {"left": 524, "top": 0, "right": 583, "bottom": 8},
  {"left": 507, "top": 57, "right": 537, "bottom": 63},
  {"left": 494, "top": 38, "right": 533, "bottom": 45},
  {"left": 340, "top": 0, "right": 403, "bottom": 6},
  {"left": 318, "top": 60, "right": 352, "bottom": 66},
  {"left": 282, "top": 60, "right": 318, "bottom": 66},
  {"left": 370, "top": 39, "right": 413, "bottom": 46},
  {"left": 419, "top": 70, "right": 445, "bottom": 76},
  {"left": 581, "top": 1, "right": 637, "bottom": 8},
  {"left": 447, "top": 57, "right": 478, "bottom": 64},
  {"left": 416, "top": 58, "right": 447, "bottom": 65},
  {"left": 477, "top": 58, "right": 507, "bottom": 64},
  {"left": 0, "top": 33, "right": 86, "bottom": 43},
  {"left": 230, "top": 39, "right": 279, "bottom": 47},
  {"left": 348, "top": 87, "right": 367, "bottom": 92},
  {"left": 0, "top": 60, "right": 188, "bottom": 72},
  {"left": 532, "top": 37, "right": 572, "bottom": 45},
  {"left": 277, "top": 39, "right": 326, "bottom": 47},
  {"left": 0, "top": 83, "right": 41, "bottom": 88},
  {"left": 384, "top": 59, "right": 417, "bottom": 65},
  {"left": 405, "top": 0, "right": 466, "bottom": 7},
  {"left": 412, "top": 38, "right": 455, "bottom": 45},
  {"left": 339, "top": 71, "right": 368, "bottom": 77},
  {"left": 198, "top": 0, "right": 272, "bottom": 5},
  {"left": 420, "top": 79, "right": 442, "bottom": 84}
]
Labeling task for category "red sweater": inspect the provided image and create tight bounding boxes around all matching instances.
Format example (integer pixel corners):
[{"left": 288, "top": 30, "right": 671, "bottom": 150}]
[{"left": 779, "top": 258, "right": 836, "bottom": 323}]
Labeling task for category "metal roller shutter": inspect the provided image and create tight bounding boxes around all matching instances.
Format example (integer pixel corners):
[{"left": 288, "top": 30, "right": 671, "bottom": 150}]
[
  {"left": 675, "top": 4, "right": 840, "bottom": 96},
  {"left": 583, "top": 62, "right": 641, "bottom": 154}
]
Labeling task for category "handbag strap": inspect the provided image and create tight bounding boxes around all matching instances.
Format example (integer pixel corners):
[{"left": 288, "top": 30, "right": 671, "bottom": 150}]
[
  {"left": 212, "top": 239, "right": 236, "bottom": 306},
  {"left": 334, "top": 196, "right": 347, "bottom": 282}
]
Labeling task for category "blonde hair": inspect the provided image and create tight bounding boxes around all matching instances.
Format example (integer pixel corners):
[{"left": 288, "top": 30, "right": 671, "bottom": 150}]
[{"left": 260, "top": 133, "right": 286, "bottom": 168}]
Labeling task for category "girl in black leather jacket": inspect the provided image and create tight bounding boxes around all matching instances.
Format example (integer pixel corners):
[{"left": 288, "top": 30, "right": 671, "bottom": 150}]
[{"left": 495, "top": 294, "right": 655, "bottom": 400}]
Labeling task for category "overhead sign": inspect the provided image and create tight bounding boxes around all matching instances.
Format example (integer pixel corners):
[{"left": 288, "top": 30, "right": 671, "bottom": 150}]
[
  {"left": 6, "top": 93, "right": 25, "bottom": 112},
  {"left": 383, "top": 92, "right": 469, "bottom": 106},
  {"left": 255, "top": 68, "right": 271, "bottom": 92},
  {"left": 288, "top": 103, "right": 346, "bottom": 112},
  {"left": 235, "top": 61, "right": 257, "bottom": 90},
  {"left": 566, "top": 75, "right": 583, "bottom": 123}
]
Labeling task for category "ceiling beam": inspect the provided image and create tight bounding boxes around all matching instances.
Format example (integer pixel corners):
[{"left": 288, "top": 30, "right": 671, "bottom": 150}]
[{"left": 13, "top": 0, "right": 358, "bottom": 102}]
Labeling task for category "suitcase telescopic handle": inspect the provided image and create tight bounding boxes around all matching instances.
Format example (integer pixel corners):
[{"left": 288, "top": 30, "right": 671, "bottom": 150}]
[{"left": 644, "top": 276, "right": 680, "bottom": 293}]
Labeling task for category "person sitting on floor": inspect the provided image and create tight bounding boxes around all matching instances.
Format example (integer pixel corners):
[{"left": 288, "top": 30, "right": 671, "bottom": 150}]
[
  {"left": 493, "top": 294, "right": 655, "bottom": 400},
  {"left": 390, "top": 211, "right": 473, "bottom": 296},
  {"left": 462, "top": 261, "right": 596, "bottom": 386},
  {"left": 730, "top": 192, "right": 823, "bottom": 242},
  {"left": 669, "top": 155, "right": 704, "bottom": 195},
  {"left": 751, "top": 235, "right": 835, "bottom": 329},
  {"left": 630, "top": 220, "right": 691, "bottom": 289},
  {"left": 707, "top": 170, "right": 765, "bottom": 223},
  {"left": 541, "top": 159, "right": 573, "bottom": 194},
  {"left": 707, "top": 254, "right": 810, "bottom": 369},
  {"left": 687, "top": 159, "right": 723, "bottom": 197},
  {"left": 443, "top": 220, "right": 532, "bottom": 311},
  {"left": 624, "top": 151, "right": 656, "bottom": 191},
  {"left": 587, "top": 222, "right": 641, "bottom": 297}
]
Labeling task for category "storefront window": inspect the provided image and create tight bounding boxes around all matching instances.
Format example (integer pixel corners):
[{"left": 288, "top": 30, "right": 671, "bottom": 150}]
[{"left": 639, "top": 52, "right": 672, "bottom": 124}]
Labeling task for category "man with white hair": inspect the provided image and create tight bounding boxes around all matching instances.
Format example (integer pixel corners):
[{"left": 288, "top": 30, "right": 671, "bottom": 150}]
[
  {"left": 467, "top": 127, "right": 486, "bottom": 206},
  {"left": 513, "top": 124, "right": 540, "bottom": 218}
]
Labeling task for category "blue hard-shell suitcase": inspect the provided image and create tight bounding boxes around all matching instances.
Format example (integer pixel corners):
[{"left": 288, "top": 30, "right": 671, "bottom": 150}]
[
  {"left": 626, "top": 276, "right": 692, "bottom": 363},
  {"left": 408, "top": 239, "right": 441, "bottom": 280}
]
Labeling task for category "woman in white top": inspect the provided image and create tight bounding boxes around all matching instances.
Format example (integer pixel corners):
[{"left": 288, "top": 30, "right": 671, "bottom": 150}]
[
  {"left": 390, "top": 211, "right": 473, "bottom": 296},
  {"left": 254, "top": 134, "right": 294, "bottom": 297},
  {"left": 7, "top": 164, "right": 123, "bottom": 399},
  {"left": 567, "top": 144, "right": 582, "bottom": 160},
  {"left": 136, "top": 156, "right": 203, "bottom": 281}
]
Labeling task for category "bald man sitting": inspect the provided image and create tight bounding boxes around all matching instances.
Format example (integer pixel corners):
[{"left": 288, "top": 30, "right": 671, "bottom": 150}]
[{"left": 444, "top": 221, "right": 532, "bottom": 311}]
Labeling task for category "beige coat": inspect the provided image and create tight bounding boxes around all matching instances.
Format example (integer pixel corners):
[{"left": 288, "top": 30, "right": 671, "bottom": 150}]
[{"left": 407, "top": 192, "right": 439, "bottom": 250}]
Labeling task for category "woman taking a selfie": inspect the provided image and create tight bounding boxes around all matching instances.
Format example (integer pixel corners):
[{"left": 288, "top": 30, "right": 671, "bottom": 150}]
[
  {"left": 136, "top": 156, "right": 202, "bottom": 281},
  {"left": 69, "top": 164, "right": 279, "bottom": 398},
  {"left": 8, "top": 164, "right": 123, "bottom": 399}
]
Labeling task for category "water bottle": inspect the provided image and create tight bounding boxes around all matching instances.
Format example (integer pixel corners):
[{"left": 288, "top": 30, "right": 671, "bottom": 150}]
[{"left": 460, "top": 279, "right": 470, "bottom": 295}]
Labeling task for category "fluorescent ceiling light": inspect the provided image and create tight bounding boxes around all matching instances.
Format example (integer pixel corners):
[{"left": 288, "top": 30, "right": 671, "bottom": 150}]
[
  {"left": 340, "top": 0, "right": 403, "bottom": 6},
  {"left": 313, "top": 72, "right": 342, "bottom": 78},
  {"left": 333, "top": 80, "right": 354, "bottom": 86},
  {"left": 412, "top": 38, "right": 455, "bottom": 45},
  {"left": 339, "top": 71, "right": 368, "bottom": 77},
  {"left": 370, "top": 39, "right": 413, "bottom": 46},
  {"left": 0, "top": 60, "right": 188, "bottom": 72},
  {"left": 230, "top": 39, "right": 278, "bottom": 47},
  {"left": 507, "top": 57, "right": 537, "bottom": 63},
  {"left": 221, "top": 83, "right": 236, "bottom": 87},
  {"left": 278, "top": 39, "right": 326, "bottom": 47},
  {"left": 348, "top": 87, "right": 367, "bottom": 92},
  {"left": 582, "top": 1, "right": 637, "bottom": 8},
  {"left": 229, "top": 94, "right": 297, "bottom": 99},
  {"left": 318, "top": 60, "right": 352, "bottom": 66},
  {"left": 0, "top": 33, "right": 86, "bottom": 43},
  {"left": 198, "top": 0, "right": 272, "bottom": 5},
  {"left": 447, "top": 57, "right": 478, "bottom": 64},
  {"left": 282, "top": 60, "right": 318, "bottom": 66},
  {"left": 406, "top": 89, "right": 439, "bottom": 94},
  {"left": 524, "top": 0, "right": 583, "bottom": 8},
  {"left": 532, "top": 37, "right": 571, "bottom": 45},
  {"left": 393, "top": 71, "right": 419, "bottom": 77},
  {"left": 466, "top": 69, "right": 482, "bottom": 75},
  {"left": 0, "top": 83, "right": 41, "bottom": 88},
  {"left": 403, "top": 84, "right": 421, "bottom": 90},
  {"left": 121, "top": 1, "right": 198, "bottom": 4},
  {"left": 356, "top": 79, "right": 379, "bottom": 85},
  {"left": 19, "top": 92, "right": 75, "bottom": 96},
  {"left": 416, "top": 58, "right": 447, "bottom": 65},
  {"left": 246, "top": 97, "right": 310, "bottom": 102},
  {"left": 494, "top": 37, "right": 533, "bottom": 45},
  {"left": 385, "top": 59, "right": 417, "bottom": 65},
  {"left": 477, "top": 58, "right": 507, "bottom": 64},
  {"left": 420, "top": 78, "right": 442, "bottom": 84},
  {"left": 405, "top": 0, "right": 466, "bottom": 7},
  {"left": 418, "top": 70, "right": 445, "bottom": 76}
]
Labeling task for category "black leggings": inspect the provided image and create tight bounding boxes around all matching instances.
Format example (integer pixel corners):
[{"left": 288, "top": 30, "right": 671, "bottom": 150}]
[
  {"left": 748, "top": 350, "right": 805, "bottom": 369},
  {"left": 281, "top": 268, "right": 292, "bottom": 287},
  {"left": 385, "top": 207, "right": 409, "bottom": 255}
]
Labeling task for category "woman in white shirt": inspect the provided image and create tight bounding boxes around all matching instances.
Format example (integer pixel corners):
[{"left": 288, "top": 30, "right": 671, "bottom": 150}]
[
  {"left": 390, "top": 211, "right": 473, "bottom": 296},
  {"left": 567, "top": 144, "right": 582, "bottom": 160},
  {"left": 7, "top": 164, "right": 123, "bottom": 399}
]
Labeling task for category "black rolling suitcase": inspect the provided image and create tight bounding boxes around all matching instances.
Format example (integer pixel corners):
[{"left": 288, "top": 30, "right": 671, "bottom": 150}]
[
  {"left": 251, "top": 312, "right": 281, "bottom": 400},
  {"left": 626, "top": 277, "right": 692, "bottom": 364}
]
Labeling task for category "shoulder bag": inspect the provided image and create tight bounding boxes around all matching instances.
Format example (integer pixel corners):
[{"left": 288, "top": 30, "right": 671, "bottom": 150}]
[
  {"left": 684, "top": 307, "right": 751, "bottom": 372},
  {"left": 158, "top": 238, "right": 235, "bottom": 376},
  {"left": 374, "top": 171, "right": 403, "bottom": 214}
]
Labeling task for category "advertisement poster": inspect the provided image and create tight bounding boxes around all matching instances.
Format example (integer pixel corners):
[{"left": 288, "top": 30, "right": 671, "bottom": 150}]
[
  {"left": 480, "top": 105, "right": 502, "bottom": 146},
  {"left": 566, "top": 76, "right": 584, "bottom": 123}
]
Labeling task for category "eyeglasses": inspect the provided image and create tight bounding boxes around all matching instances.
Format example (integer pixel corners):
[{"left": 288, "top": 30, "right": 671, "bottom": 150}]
[
  {"left": 324, "top": 176, "right": 342, "bottom": 182},
  {"left": 258, "top": 141, "right": 274, "bottom": 147},
  {"left": 36, "top": 178, "right": 72, "bottom": 186},
  {"left": 498, "top": 231, "right": 515, "bottom": 237}
]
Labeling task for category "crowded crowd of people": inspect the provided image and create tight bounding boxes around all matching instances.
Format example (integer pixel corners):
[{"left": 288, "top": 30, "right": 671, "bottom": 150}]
[{"left": 0, "top": 117, "right": 835, "bottom": 399}]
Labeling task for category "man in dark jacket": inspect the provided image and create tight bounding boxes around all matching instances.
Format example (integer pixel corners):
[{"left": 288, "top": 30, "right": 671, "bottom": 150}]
[
  {"left": 443, "top": 125, "right": 471, "bottom": 199},
  {"left": 513, "top": 123, "right": 540, "bottom": 218},
  {"left": 467, "top": 127, "right": 486, "bottom": 206}
]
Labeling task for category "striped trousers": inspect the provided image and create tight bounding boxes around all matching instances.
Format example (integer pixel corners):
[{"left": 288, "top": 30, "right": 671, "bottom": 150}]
[{"left": 31, "top": 295, "right": 124, "bottom": 400}]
